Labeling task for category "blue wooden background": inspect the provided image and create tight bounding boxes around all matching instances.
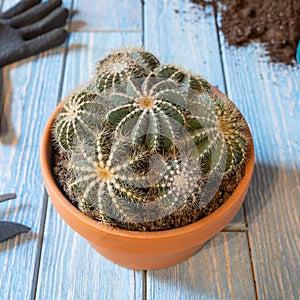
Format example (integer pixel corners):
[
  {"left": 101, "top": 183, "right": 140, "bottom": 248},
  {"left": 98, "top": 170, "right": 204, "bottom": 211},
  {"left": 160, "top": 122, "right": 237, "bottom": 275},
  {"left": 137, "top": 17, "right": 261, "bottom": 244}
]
[{"left": 0, "top": 0, "right": 299, "bottom": 299}]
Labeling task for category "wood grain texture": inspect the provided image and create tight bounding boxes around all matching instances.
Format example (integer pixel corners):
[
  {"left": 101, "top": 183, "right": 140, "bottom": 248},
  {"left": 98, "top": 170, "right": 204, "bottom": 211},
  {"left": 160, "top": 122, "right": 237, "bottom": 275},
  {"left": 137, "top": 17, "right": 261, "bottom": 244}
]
[
  {"left": 35, "top": 205, "right": 144, "bottom": 300},
  {"left": 147, "top": 232, "right": 256, "bottom": 300},
  {"left": 218, "top": 11, "right": 300, "bottom": 299},
  {"left": 144, "top": 3, "right": 255, "bottom": 299},
  {"left": 2, "top": 0, "right": 299, "bottom": 299},
  {"left": 35, "top": 31, "right": 144, "bottom": 300},
  {"left": 0, "top": 35, "right": 67, "bottom": 300},
  {"left": 144, "top": 0, "right": 246, "bottom": 228},
  {"left": 71, "top": 0, "right": 142, "bottom": 32},
  {"left": 144, "top": 0, "right": 225, "bottom": 90},
  {"left": 1, "top": 0, "right": 72, "bottom": 15},
  {"left": 61, "top": 31, "right": 143, "bottom": 97}
]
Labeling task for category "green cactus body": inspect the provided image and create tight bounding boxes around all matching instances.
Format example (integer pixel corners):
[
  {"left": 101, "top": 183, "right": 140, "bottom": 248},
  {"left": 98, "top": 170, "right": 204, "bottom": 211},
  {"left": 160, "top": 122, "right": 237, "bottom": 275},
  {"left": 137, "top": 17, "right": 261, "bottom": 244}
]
[
  {"left": 69, "top": 130, "right": 146, "bottom": 223},
  {"left": 154, "top": 64, "right": 211, "bottom": 94},
  {"left": 53, "top": 90, "right": 111, "bottom": 151},
  {"left": 52, "top": 50, "right": 250, "bottom": 231},
  {"left": 94, "top": 48, "right": 160, "bottom": 92},
  {"left": 106, "top": 74, "right": 199, "bottom": 151},
  {"left": 187, "top": 94, "right": 249, "bottom": 174},
  {"left": 66, "top": 129, "right": 201, "bottom": 224}
]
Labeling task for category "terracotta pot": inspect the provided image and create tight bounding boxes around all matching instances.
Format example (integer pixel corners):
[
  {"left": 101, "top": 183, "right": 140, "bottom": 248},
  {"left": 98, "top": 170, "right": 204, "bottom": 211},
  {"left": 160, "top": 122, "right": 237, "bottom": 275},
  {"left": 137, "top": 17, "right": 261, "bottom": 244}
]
[{"left": 40, "top": 88, "right": 255, "bottom": 270}]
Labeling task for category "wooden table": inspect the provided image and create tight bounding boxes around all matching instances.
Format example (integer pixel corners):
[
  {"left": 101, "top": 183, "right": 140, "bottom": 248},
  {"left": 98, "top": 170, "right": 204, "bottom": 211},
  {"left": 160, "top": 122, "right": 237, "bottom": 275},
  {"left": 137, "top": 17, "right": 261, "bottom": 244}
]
[{"left": 1, "top": 1, "right": 299, "bottom": 299}]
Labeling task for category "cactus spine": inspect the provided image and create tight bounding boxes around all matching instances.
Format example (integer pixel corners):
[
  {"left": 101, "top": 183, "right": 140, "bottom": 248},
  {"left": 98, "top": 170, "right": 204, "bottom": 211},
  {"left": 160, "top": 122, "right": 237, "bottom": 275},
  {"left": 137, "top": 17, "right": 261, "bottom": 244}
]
[
  {"left": 93, "top": 48, "right": 160, "bottom": 92},
  {"left": 52, "top": 48, "right": 250, "bottom": 231}
]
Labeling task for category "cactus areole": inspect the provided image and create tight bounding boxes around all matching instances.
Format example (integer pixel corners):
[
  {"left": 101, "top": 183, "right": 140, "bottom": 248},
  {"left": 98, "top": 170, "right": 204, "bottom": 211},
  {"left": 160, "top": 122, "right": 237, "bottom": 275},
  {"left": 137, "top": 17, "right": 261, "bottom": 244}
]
[{"left": 51, "top": 48, "right": 252, "bottom": 232}]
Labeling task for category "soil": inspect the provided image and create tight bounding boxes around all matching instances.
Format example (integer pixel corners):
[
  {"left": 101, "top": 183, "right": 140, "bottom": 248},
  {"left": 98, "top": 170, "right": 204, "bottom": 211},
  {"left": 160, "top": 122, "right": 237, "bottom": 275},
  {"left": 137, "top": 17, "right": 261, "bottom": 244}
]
[{"left": 191, "top": 0, "right": 300, "bottom": 65}]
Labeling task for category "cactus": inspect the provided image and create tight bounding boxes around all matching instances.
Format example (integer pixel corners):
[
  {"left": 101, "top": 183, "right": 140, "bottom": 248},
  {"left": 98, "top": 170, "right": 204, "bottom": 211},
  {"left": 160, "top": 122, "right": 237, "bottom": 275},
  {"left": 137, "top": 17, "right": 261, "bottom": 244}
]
[
  {"left": 106, "top": 75, "right": 188, "bottom": 151},
  {"left": 52, "top": 49, "right": 250, "bottom": 231},
  {"left": 154, "top": 64, "right": 211, "bottom": 94},
  {"left": 186, "top": 93, "right": 249, "bottom": 174},
  {"left": 93, "top": 48, "right": 160, "bottom": 92},
  {"left": 58, "top": 128, "right": 202, "bottom": 224},
  {"left": 53, "top": 90, "right": 112, "bottom": 151}
]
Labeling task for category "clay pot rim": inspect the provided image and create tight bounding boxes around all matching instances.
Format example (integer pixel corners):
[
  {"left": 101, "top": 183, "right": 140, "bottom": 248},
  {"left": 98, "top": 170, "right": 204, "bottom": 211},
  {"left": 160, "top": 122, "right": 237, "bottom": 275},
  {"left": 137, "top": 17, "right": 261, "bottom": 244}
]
[{"left": 40, "top": 94, "right": 254, "bottom": 241}]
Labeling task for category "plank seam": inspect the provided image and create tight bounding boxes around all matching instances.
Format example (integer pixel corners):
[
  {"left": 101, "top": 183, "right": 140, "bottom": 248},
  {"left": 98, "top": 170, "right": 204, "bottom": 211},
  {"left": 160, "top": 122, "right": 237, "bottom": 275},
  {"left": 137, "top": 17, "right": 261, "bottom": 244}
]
[
  {"left": 31, "top": 191, "right": 49, "bottom": 300},
  {"left": 222, "top": 226, "right": 248, "bottom": 232},
  {"left": 141, "top": 0, "right": 145, "bottom": 47},
  {"left": 70, "top": 29, "right": 143, "bottom": 33},
  {"left": 244, "top": 206, "right": 259, "bottom": 300},
  {"left": 32, "top": 1, "right": 75, "bottom": 298},
  {"left": 212, "top": 1, "right": 228, "bottom": 95},
  {"left": 143, "top": 270, "right": 147, "bottom": 300}
]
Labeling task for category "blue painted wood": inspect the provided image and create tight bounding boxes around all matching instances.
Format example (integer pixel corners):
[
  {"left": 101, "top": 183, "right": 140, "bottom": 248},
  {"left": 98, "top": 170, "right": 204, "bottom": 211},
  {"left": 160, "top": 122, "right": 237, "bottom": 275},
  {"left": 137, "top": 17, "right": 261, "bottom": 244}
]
[
  {"left": 144, "top": 0, "right": 246, "bottom": 228},
  {"left": 0, "top": 31, "right": 68, "bottom": 300},
  {"left": 35, "top": 31, "right": 144, "bottom": 300},
  {"left": 2, "top": 0, "right": 299, "bottom": 299},
  {"left": 144, "top": 0, "right": 225, "bottom": 91},
  {"left": 61, "top": 32, "right": 143, "bottom": 98},
  {"left": 218, "top": 10, "right": 300, "bottom": 299},
  {"left": 71, "top": 0, "right": 142, "bottom": 32},
  {"left": 148, "top": 232, "right": 256, "bottom": 299},
  {"left": 35, "top": 205, "right": 144, "bottom": 300}
]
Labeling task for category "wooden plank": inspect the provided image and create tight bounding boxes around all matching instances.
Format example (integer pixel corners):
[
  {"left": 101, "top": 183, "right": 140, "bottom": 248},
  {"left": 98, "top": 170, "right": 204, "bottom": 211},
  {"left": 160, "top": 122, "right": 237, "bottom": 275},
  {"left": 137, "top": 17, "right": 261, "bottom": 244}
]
[
  {"left": 147, "top": 232, "right": 256, "bottom": 299},
  {"left": 144, "top": 3, "right": 256, "bottom": 299},
  {"left": 218, "top": 12, "right": 300, "bottom": 299},
  {"left": 61, "top": 31, "right": 143, "bottom": 97},
  {"left": 0, "top": 2, "right": 72, "bottom": 299},
  {"left": 35, "top": 31, "right": 145, "bottom": 300},
  {"left": 35, "top": 206, "right": 144, "bottom": 300},
  {"left": 0, "top": 30, "right": 68, "bottom": 300},
  {"left": 144, "top": 0, "right": 246, "bottom": 228},
  {"left": 144, "top": 0, "right": 225, "bottom": 91},
  {"left": 71, "top": 0, "right": 142, "bottom": 32}
]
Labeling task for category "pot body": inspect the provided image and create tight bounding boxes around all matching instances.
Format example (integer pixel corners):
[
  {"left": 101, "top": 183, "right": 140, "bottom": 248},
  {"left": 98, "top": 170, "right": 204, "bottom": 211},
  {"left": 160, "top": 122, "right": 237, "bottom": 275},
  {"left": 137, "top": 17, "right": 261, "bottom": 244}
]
[{"left": 40, "top": 98, "right": 254, "bottom": 270}]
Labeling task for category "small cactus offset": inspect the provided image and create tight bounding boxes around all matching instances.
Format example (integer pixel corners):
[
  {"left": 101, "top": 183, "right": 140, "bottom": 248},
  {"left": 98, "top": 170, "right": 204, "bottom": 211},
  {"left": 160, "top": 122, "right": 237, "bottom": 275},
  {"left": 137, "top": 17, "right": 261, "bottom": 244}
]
[
  {"left": 52, "top": 48, "right": 251, "bottom": 231},
  {"left": 154, "top": 64, "right": 211, "bottom": 94},
  {"left": 93, "top": 48, "right": 160, "bottom": 92},
  {"left": 53, "top": 90, "right": 112, "bottom": 151}
]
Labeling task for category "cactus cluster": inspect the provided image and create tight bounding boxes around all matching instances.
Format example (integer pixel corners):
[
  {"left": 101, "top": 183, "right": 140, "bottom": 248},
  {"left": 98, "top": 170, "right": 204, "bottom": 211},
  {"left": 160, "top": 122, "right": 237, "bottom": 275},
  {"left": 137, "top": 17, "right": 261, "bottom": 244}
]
[{"left": 52, "top": 48, "right": 250, "bottom": 231}]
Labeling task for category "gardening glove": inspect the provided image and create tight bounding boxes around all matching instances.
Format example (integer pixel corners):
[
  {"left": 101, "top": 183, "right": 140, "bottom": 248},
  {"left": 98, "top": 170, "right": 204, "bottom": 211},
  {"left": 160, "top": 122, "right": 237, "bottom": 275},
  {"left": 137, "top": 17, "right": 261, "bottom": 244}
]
[{"left": 0, "top": 0, "right": 68, "bottom": 68}]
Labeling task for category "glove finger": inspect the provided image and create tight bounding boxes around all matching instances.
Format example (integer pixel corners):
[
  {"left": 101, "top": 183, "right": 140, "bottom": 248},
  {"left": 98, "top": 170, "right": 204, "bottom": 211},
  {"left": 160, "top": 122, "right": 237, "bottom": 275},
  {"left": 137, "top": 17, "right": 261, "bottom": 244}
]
[
  {"left": 0, "top": 0, "right": 40, "bottom": 19},
  {"left": 20, "top": 7, "right": 68, "bottom": 40},
  {"left": 0, "top": 28, "right": 67, "bottom": 68},
  {"left": 24, "top": 27, "right": 67, "bottom": 55},
  {"left": 10, "top": 0, "right": 62, "bottom": 28}
]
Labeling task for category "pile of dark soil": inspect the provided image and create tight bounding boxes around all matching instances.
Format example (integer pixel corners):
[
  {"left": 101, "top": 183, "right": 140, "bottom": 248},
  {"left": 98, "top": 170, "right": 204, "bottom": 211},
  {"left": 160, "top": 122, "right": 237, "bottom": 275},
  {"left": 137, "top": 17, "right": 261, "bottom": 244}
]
[{"left": 191, "top": 0, "right": 300, "bottom": 65}]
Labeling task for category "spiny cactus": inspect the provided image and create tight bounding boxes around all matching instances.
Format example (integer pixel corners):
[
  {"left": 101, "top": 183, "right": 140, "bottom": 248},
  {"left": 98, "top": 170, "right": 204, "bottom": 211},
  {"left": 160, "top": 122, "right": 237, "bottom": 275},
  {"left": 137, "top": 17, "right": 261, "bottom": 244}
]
[
  {"left": 185, "top": 93, "right": 249, "bottom": 174},
  {"left": 106, "top": 75, "right": 188, "bottom": 151},
  {"left": 53, "top": 90, "right": 112, "bottom": 151},
  {"left": 52, "top": 49, "right": 250, "bottom": 231},
  {"left": 59, "top": 128, "right": 202, "bottom": 224},
  {"left": 154, "top": 64, "right": 211, "bottom": 94},
  {"left": 104, "top": 67, "right": 217, "bottom": 152},
  {"left": 93, "top": 48, "right": 160, "bottom": 92}
]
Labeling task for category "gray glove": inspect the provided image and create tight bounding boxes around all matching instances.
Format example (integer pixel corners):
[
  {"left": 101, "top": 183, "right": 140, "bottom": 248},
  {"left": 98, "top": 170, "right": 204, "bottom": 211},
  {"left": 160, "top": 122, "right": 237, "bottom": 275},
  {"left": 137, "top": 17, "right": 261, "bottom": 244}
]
[{"left": 0, "top": 0, "right": 68, "bottom": 68}]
